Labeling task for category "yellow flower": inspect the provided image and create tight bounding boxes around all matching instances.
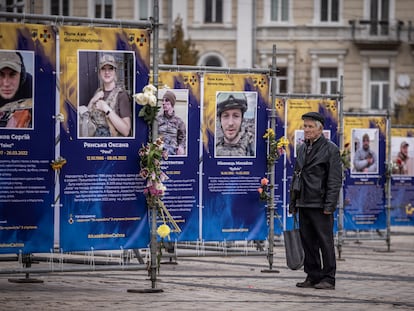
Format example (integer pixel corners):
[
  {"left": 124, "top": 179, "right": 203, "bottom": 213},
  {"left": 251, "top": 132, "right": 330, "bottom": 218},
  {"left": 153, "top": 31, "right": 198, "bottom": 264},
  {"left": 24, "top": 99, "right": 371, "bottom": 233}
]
[
  {"left": 263, "top": 128, "right": 275, "bottom": 139},
  {"left": 157, "top": 224, "right": 171, "bottom": 239},
  {"left": 276, "top": 136, "right": 289, "bottom": 148},
  {"left": 51, "top": 157, "right": 67, "bottom": 171}
]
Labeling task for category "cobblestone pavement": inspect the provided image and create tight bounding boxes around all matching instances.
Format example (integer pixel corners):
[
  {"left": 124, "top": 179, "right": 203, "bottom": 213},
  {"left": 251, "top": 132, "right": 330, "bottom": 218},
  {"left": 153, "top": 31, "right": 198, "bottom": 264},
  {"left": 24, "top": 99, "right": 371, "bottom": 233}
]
[{"left": 0, "top": 227, "right": 413, "bottom": 311}]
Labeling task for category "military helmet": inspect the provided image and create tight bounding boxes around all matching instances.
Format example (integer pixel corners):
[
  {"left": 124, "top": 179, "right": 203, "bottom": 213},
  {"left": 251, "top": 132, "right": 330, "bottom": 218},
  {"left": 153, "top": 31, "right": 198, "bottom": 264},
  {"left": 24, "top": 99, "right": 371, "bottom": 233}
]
[{"left": 217, "top": 92, "right": 248, "bottom": 117}]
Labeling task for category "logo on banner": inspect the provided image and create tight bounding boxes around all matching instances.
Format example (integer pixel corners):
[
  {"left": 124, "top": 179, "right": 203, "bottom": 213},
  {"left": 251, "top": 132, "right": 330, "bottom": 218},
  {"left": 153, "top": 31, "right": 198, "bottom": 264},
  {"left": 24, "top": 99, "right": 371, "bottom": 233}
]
[
  {"left": 31, "top": 29, "right": 51, "bottom": 43},
  {"left": 253, "top": 76, "right": 267, "bottom": 88},
  {"left": 183, "top": 74, "right": 198, "bottom": 86},
  {"left": 129, "top": 33, "right": 147, "bottom": 47}
]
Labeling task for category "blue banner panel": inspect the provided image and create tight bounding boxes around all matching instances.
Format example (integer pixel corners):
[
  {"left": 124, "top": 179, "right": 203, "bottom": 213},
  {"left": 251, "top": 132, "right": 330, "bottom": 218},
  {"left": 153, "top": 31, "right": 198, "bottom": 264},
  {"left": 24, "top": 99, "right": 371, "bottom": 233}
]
[
  {"left": 158, "top": 72, "right": 201, "bottom": 241},
  {"left": 343, "top": 115, "right": 387, "bottom": 230},
  {"left": 201, "top": 73, "right": 269, "bottom": 241},
  {"left": 59, "top": 26, "right": 151, "bottom": 252},
  {"left": 0, "top": 23, "right": 56, "bottom": 254},
  {"left": 390, "top": 128, "right": 414, "bottom": 226}
]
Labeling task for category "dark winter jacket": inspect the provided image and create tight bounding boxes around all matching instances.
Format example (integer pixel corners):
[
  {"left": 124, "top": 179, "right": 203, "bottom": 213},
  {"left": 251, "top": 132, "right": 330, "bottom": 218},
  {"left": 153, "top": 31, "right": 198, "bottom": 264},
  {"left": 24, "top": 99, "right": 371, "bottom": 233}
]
[{"left": 290, "top": 135, "right": 342, "bottom": 214}]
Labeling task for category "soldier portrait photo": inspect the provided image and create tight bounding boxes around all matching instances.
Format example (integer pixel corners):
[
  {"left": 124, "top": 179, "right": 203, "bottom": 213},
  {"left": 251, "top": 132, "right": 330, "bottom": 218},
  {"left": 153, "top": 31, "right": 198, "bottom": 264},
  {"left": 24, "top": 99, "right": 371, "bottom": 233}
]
[
  {"left": 0, "top": 50, "right": 34, "bottom": 129},
  {"left": 215, "top": 91, "right": 257, "bottom": 158},
  {"left": 156, "top": 89, "right": 188, "bottom": 156},
  {"left": 78, "top": 51, "right": 135, "bottom": 138},
  {"left": 351, "top": 128, "right": 379, "bottom": 174}
]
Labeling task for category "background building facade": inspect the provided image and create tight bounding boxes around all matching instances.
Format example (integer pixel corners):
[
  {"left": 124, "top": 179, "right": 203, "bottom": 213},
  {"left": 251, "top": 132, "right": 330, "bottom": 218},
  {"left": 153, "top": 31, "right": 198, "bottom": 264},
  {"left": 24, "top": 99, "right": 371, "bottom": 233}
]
[{"left": 1, "top": 0, "right": 414, "bottom": 114}]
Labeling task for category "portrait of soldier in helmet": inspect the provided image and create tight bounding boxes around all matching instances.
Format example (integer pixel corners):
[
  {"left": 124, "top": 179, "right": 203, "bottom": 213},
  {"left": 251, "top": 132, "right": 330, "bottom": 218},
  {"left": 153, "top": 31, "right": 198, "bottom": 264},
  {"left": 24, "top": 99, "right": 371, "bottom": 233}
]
[{"left": 215, "top": 91, "right": 257, "bottom": 157}]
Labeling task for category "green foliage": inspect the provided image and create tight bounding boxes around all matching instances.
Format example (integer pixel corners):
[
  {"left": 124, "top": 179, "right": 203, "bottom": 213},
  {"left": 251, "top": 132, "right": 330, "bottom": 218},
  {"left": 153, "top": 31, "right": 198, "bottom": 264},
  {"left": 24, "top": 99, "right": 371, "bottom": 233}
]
[{"left": 162, "top": 17, "right": 199, "bottom": 65}]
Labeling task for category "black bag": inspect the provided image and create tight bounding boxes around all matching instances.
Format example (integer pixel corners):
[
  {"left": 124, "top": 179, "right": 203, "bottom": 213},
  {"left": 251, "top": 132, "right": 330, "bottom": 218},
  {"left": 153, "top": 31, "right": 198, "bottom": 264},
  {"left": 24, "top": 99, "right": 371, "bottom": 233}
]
[{"left": 283, "top": 215, "right": 304, "bottom": 270}]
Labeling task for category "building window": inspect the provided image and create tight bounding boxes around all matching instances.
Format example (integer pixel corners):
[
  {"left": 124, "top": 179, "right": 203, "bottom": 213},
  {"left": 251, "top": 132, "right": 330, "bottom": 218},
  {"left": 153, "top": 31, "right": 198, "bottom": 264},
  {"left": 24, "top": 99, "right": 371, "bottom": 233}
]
[
  {"left": 277, "top": 67, "right": 288, "bottom": 93},
  {"left": 369, "top": 0, "right": 389, "bottom": 35},
  {"left": 204, "top": 0, "right": 223, "bottom": 23},
  {"left": 319, "top": 68, "right": 338, "bottom": 94},
  {"left": 369, "top": 68, "right": 389, "bottom": 110},
  {"left": 1, "top": 0, "right": 24, "bottom": 13},
  {"left": 271, "top": 0, "right": 289, "bottom": 22},
  {"left": 320, "top": 0, "right": 339, "bottom": 22},
  {"left": 94, "top": 0, "right": 112, "bottom": 19},
  {"left": 204, "top": 56, "right": 222, "bottom": 67},
  {"left": 50, "top": 0, "right": 69, "bottom": 15},
  {"left": 137, "top": 0, "right": 151, "bottom": 20}
]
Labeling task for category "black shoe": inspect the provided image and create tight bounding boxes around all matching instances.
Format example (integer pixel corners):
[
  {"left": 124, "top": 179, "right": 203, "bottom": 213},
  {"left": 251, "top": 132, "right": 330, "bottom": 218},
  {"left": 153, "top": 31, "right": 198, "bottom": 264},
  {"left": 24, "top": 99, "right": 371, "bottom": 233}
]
[
  {"left": 314, "top": 281, "right": 335, "bottom": 290},
  {"left": 296, "top": 279, "right": 316, "bottom": 288}
]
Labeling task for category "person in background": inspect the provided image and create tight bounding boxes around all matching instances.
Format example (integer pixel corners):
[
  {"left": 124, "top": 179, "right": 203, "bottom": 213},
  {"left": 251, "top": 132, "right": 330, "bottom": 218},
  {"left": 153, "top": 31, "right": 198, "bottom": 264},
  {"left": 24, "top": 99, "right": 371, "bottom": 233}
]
[
  {"left": 353, "top": 133, "right": 377, "bottom": 172},
  {"left": 289, "top": 112, "right": 342, "bottom": 290},
  {"left": 0, "top": 51, "right": 33, "bottom": 128},
  {"left": 82, "top": 54, "right": 132, "bottom": 137},
  {"left": 215, "top": 92, "right": 254, "bottom": 157},
  {"left": 393, "top": 141, "right": 410, "bottom": 175},
  {"left": 156, "top": 90, "right": 186, "bottom": 155}
]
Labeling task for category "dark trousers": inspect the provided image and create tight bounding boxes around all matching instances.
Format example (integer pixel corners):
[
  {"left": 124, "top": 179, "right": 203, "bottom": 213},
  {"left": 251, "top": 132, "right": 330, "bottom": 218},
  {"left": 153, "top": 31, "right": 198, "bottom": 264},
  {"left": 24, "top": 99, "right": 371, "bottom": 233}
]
[{"left": 299, "top": 208, "right": 336, "bottom": 284}]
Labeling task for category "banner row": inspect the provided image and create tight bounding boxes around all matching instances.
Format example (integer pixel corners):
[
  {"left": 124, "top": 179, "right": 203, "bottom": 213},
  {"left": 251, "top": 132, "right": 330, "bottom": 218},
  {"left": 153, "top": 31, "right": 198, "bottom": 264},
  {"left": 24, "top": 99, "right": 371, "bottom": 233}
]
[{"left": 0, "top": 23, "right": 412, "bottom": 254}]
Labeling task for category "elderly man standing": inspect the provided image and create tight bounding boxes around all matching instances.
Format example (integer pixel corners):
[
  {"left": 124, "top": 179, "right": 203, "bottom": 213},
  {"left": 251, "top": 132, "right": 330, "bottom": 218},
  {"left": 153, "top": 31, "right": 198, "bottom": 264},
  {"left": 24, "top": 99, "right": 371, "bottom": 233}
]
[{"left": 289, "top": 112, "right": 342, "bottom": 290}]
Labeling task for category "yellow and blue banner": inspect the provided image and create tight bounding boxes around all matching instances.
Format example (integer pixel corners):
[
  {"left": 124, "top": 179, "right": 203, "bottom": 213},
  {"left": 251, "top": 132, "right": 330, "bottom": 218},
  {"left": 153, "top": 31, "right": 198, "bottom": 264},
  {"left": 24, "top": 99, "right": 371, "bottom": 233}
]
[
  {"left": 201, "top": 73, "right": 269, "bottom": 241},
  {"left": 59, "top": 25, "right": 151, "bottom": 251},
  {"left": 390, "top": 127, "right": 414, "bottom": 226},
  {"left": 158, "top": 71, "right": 201, "bottom": 241},
  {"left": 0, "top": 23, "right": 56, "bottom": 254},
  {"left": 343, "top": 115, "right": 387, "bottom": 230}
]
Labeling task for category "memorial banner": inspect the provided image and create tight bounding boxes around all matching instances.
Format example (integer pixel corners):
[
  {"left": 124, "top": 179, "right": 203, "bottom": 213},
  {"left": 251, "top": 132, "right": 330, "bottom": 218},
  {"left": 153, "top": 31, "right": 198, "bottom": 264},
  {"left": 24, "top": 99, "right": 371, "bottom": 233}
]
[
  {"left": 157, "top": 72, "right": 201, "bottom": 241},
  {"left": 343, "top": 115, "right": 387, "bottom": 230},
  {"left": 390, "top": 127, "right": 414, "bottom": 226},
  {"left": 284, "top": 99, "right": 340, "bottom": 230},
  {"left": 0, "top": 23, "right": 56, "bottom": 254},
  {"left": 59, "top": 26, "right": 151, "bottom": 251},
  {"left": 201, "top": 73, "right": 269, "bottom": 241}
]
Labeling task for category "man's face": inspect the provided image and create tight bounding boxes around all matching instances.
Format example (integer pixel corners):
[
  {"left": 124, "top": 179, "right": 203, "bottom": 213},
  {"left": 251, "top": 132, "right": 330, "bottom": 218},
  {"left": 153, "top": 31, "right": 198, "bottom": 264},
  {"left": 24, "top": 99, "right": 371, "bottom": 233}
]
[
  {"left": 162, "top": 97, "right": 174, "bottom": 115},
  {"left": 401, "top": 145, "right": 408, "bottom": 156},
  {"left": 220, "top": 108, "right": 242, "bottom": 143},
  {"left": 303, "top": 119, "right": 322, "bottom": 142},
  {"left": 0, "top": 67, "right": 20, "bottom": 100},
  {"left": 363, "top": 138, "right": 370, "bottom": 150}
]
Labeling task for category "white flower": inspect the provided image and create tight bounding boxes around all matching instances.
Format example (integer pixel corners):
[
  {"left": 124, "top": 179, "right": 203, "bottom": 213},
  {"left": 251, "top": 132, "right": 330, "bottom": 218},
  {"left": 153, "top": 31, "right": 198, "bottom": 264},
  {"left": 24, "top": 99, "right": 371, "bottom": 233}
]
[
  {"left": 148, "top": 94, "right": 157, "bottom": 107},
  {"left": 133, "top": 93, "right": 149, "bottom": 105},
  {"left": 143, "top": 84, "right": 157, "bottom": 95}
]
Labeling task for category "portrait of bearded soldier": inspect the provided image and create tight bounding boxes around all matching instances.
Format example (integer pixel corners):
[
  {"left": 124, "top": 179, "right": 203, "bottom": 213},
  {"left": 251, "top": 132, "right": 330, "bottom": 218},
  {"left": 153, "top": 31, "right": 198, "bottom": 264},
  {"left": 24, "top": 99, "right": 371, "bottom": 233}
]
[{"left": 215, "top": 92, "right": 255, "bottom": 157}]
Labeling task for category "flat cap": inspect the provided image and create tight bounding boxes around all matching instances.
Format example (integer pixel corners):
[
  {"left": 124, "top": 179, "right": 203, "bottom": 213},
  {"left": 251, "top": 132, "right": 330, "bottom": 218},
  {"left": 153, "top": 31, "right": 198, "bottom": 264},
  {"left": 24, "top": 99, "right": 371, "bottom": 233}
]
[{"left": 302, "top": 111, "right": 325, "bottom": 126}]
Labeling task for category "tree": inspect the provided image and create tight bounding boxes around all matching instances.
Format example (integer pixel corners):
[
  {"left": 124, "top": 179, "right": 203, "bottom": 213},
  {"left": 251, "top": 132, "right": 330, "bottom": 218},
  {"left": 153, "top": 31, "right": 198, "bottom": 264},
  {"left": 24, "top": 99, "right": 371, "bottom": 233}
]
[
  {"left": 392, "top": 95, "right": 414, "bottom": 126},
  {"left": 162, "top": 16, "right": 199, "bottom": 65}
]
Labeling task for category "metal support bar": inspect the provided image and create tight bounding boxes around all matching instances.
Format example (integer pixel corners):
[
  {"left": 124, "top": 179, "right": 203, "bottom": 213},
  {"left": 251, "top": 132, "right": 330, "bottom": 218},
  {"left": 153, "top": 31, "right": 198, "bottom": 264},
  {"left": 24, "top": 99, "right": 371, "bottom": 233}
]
[
  {"left": 0, "top": 12, "right": 152, "bottom": 29},
  {"left": 158, "top": 64, "right": 271, "bottom": 74}
]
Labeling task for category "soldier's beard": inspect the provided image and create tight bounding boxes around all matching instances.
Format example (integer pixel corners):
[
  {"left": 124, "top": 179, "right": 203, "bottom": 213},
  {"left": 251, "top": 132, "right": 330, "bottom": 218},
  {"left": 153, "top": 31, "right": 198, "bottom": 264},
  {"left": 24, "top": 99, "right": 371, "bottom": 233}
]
[{"left": 223, "top": 128, "right": 241, "bottom": 144}]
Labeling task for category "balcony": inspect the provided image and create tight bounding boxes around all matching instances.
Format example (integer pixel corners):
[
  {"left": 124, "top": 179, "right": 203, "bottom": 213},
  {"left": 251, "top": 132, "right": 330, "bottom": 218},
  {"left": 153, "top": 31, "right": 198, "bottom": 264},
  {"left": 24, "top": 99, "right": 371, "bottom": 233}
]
[{"left": 349, "top": 19, "right": 403, "bottom": 50}]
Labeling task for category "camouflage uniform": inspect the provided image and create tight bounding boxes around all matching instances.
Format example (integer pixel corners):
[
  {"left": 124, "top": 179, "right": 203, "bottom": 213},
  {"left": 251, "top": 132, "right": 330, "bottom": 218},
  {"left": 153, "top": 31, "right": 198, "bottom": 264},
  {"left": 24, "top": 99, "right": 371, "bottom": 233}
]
[
  {"left": 157, "top": 112, "right": 186, "bottom": 155},
  {"left": 216, "top": 129, "right": 254, "bottom": 157}
]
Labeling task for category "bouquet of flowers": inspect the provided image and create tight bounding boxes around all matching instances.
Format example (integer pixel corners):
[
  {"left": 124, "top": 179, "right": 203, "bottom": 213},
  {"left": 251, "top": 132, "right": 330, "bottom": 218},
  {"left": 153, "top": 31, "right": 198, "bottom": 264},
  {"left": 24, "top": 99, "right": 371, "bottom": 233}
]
[{"left": 258, "top": 128, "right": 289, "bottom": 202}]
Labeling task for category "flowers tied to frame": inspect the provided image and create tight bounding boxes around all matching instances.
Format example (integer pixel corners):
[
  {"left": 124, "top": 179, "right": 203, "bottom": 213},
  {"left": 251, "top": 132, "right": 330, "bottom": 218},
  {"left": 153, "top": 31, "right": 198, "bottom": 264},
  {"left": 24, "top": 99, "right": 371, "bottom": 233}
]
[
  {"left": 138, "top": 137, "right": 169, "bottom": 209},
  {"left": 263, "top": 128, "right": 289, "bottom": 166},
  {"left": 258, "top": 128, "right": 289, "bottom": 202},
  {"left": 258, "top": 177, "right": 271, "bottom": 202},
  {"left": 133, "top": 84, "right": 160, "bottom": 125}
]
